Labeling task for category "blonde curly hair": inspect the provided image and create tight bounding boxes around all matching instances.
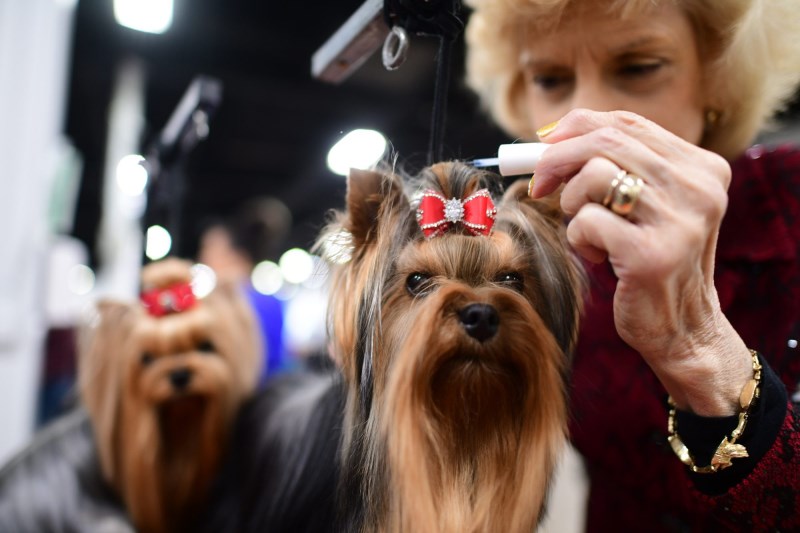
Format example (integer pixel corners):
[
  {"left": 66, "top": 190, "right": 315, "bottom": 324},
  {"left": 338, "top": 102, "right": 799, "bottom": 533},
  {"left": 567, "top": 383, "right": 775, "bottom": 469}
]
[{"left": 465, "top": 0, "right": 800, "bottom": 160}]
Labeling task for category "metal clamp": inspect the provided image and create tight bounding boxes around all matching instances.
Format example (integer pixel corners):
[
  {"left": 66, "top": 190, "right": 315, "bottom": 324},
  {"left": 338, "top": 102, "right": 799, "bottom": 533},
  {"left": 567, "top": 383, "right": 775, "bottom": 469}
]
[{"left": 382, "top": 25, "right": 409, "bottom": 70}]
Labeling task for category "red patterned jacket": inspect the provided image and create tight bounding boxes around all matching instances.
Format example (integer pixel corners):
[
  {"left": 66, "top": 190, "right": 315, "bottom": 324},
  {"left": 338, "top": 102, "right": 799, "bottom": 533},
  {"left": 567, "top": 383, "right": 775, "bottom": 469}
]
[{"left": 570, "top": 144, "right": 800, "bottom": 532}]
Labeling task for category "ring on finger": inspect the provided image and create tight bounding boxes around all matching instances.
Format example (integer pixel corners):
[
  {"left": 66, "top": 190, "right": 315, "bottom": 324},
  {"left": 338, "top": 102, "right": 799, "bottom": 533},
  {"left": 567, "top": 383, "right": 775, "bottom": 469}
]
[
  {"left": 602, "top": 169, "right": 627, "bottom": 208},
  {"left": 602, "top": 170, "right": 645, "bottom": 217}
]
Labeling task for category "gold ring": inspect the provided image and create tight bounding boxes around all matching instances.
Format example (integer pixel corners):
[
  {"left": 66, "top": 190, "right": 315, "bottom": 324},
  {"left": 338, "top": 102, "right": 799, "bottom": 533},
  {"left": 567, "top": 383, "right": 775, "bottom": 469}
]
[
  {"left": 602, "top": 169, "right": 627, "bottom": 208},
  {"left": 603, "top": 171, "right": 644, "bottom": 217}
]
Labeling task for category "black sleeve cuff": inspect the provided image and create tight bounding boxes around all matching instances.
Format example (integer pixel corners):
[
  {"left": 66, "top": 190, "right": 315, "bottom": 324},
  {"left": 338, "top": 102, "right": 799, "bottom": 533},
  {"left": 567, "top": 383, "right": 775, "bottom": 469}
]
[{"left": 673, "top": 353, "right": 787, "bottom": 495}]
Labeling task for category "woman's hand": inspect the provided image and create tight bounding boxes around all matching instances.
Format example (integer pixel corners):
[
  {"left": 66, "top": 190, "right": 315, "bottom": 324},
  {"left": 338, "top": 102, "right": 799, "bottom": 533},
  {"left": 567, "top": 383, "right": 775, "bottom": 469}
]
[{"left": 531, "top": 108, "right": 753, "bottom": 416}]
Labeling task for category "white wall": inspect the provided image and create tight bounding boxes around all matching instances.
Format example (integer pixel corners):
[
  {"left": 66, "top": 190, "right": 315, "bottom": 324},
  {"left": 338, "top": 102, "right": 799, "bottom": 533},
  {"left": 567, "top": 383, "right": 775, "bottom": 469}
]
[{"left": 0, "top": 0, "right": 76, "bottom": 464}]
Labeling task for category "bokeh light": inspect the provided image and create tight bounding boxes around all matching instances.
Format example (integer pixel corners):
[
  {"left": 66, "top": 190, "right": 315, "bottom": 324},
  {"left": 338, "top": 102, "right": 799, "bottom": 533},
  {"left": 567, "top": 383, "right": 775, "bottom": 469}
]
[
  {"left": 114, "top": 0, "right": 173, "bottom": 34},
  {"left": 116, "top": 154, "right": 148, "bottom": 196},
  {"left": 251, "top": 260, "right": 284, "bottom": 295},
  {"left": 66, "top": 264, "right": 95, "bottom": 296},
  {"left": 279, "top": 248, "right": 314, "bottom": 285},
  {"left": 145, "top": 225, "right": 172, "bottom": 260},
  {"left": 326, "top": 129, "right": 387, "bottom": 176},
  {"left": 190, "top": 263, "right": 217, "bottom": 298}
]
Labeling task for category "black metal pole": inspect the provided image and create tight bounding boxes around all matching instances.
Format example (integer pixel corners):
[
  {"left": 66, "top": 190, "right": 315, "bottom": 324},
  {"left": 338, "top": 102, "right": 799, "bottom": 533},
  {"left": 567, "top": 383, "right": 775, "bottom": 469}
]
[{"left": 428, "top": 34, "right": 453, "bottom": 165}]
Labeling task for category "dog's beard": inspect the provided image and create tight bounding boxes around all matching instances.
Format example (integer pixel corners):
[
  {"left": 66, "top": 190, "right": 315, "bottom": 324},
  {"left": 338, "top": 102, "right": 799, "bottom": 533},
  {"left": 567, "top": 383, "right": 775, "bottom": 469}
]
[
  {"left": 119, "top": 375, "right": 236, "bottom": 533},
  {"left": 159, "top": 396, "right": 226, "bottom": 510},
  {"left": 378, "top": 286, "right": 567, "bottom": 533}
]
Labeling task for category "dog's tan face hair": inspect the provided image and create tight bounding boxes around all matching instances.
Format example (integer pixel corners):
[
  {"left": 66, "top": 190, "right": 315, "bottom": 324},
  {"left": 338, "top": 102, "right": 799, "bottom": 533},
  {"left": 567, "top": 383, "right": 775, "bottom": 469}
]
[
  {"left": 78, "top": 258, "right": 261, "bottom": 533},
  {"left": 320, "top": 163, "right": 585, "bottom": 532}
]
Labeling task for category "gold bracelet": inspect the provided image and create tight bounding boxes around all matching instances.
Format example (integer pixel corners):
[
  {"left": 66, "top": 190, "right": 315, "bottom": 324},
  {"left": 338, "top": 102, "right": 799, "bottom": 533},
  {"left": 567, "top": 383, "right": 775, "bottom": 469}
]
[{"left": 667, "top": 349, "right": 762, "bottom": 474}]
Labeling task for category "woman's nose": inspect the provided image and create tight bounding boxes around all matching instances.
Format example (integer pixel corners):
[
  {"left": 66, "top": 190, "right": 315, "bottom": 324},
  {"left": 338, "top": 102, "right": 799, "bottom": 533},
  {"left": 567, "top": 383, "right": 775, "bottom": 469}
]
[{"left": 569, "top": 78, "right": 620, "bottom": 113}]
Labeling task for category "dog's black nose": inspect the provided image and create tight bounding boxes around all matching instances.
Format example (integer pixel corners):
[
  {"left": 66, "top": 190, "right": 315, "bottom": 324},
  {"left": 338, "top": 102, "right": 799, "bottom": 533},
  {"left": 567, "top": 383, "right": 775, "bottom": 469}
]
[
  {"left": 458, "top": 303, "right": 499, "bottom": 342},
  {"left": 170, "top": 368, "right": 192, "bottom": 390}
]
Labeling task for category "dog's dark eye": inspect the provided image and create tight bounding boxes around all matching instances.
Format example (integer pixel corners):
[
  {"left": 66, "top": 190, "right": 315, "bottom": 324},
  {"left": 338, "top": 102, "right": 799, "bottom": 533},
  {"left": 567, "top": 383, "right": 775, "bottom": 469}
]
[
  {"left": 141, "top": 353, "right": 155, "bottom": 366},
  {"left": 197, "top": 340, "right": 216, "bottom": 354},
  {"left": 406, "top": 272, "right": 433, "bottom": 297},
  {"left": 495, "top": 272, "right": 524, "bottom": 292}
]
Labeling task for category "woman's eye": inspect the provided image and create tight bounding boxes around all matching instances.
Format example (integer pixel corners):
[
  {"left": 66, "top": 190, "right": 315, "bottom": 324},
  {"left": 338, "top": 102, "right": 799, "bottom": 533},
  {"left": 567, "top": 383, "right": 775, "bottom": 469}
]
[
  {"left": 618, "top": 62, "right": 663, "bottom": 78},
  {"left": 532, "top": 74, "right": 571, "bottom": 91},
  {"left": 406, "top": 272, "right": 433, "bottom": 297},
  {"left": 495, "top": 272, "right": 524, "bottom": 292}
]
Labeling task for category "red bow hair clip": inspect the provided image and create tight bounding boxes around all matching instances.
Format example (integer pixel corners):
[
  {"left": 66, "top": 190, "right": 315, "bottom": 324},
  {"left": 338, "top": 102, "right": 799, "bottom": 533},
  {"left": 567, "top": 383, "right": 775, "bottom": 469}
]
[
  {"left": 416, "top": 189, "right": 497, "bottom": 238},
  {"left": 141, "top": 282, "right": 197, "bottom": 317}
]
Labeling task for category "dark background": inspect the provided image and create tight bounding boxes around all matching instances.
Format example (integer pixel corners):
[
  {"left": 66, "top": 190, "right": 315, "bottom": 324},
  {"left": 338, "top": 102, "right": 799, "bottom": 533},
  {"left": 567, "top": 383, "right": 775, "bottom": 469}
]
[
  {"left": 65, "top": 0, "right": 509, "bottom": 266},
  {"left": 65, "top": 0, "right": 800, "bottom": 267}
]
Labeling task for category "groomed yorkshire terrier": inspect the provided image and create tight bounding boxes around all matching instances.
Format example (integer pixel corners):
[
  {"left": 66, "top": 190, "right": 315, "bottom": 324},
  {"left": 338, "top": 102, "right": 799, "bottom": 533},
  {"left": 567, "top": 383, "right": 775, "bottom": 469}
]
[
  {"left": 197, "top": 161, "right": 585, "bottom": 533},
  {"left": 79, "top": 258, "right": 262, "bottom": 533},
  {"left": 326, "top": 162, "right": 585, "bottom": 532}
]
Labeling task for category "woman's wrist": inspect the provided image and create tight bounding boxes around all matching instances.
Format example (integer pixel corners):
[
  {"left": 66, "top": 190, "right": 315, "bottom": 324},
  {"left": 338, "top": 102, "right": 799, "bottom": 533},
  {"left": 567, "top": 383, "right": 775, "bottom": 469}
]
[
  {"left": 651, "top": 323, "right": 754, "bottom": 416},
  {"left": 667, "top": 350, "right": 762, "bottom": 473}
]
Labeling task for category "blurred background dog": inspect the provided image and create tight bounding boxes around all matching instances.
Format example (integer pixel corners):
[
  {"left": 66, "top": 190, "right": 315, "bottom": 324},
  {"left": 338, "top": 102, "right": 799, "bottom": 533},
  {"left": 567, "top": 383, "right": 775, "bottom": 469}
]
[
  {"left": 82, "top": 258, "right": 262, "bottom": 532},
  {"left": 0, "top": 259, "right": 262, "bottom": 533},
  {"left": 199, "top": 162, "right": 585, "bottom": 532}
]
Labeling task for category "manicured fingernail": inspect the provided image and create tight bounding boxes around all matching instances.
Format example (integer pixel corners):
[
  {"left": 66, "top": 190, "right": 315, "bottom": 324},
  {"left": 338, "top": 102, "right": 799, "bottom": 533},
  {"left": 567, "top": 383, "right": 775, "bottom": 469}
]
[
  {"left": 536, "top": 120, "right": 560, "bottom": 139},
  {"left": 527, "top": 174, "right": 536, "bottom": 197}
]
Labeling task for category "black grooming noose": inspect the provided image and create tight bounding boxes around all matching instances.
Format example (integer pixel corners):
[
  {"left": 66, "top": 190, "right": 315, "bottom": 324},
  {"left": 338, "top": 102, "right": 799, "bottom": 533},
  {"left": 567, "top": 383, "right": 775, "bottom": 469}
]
[
  {"left": 348, "top": 1, "right": 465, "bottom": 412},
  {"left": 383, "top": 0, "right": 464, "bottom": 165}
]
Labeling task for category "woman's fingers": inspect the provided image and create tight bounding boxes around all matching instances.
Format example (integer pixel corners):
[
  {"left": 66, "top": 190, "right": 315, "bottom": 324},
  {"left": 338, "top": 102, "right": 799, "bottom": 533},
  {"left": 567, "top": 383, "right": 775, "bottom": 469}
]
[
  {"left": 561, "top": 156, "right": 663, "bottom": 226},
  {"left": 539, "top": 108, "right": 691, "bottom": 156},
  {"left": 566, "top": 203, "right": 641, "bottom": 266},
  {"left": 530, "top": 109, "right": 729, "bottom": 199},
  {"left": 532, "top": 127, "right": 672, "bottom": 198}
]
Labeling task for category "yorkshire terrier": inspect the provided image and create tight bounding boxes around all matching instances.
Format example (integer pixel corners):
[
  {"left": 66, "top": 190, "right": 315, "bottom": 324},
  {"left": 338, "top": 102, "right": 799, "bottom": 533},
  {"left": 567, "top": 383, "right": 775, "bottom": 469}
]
[
  {"left": 326, "top": 162, "right": 584, "bottom": 532},
  {"left": 196, "top": 161, "right": 584, "bottom": 533},
  {"left": 79, "top": 258, "right": 262, "bottom": 533}
]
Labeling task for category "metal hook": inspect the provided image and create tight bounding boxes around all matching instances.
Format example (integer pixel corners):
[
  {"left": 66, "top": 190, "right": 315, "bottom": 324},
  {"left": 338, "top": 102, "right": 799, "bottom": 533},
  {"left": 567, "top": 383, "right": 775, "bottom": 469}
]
[{"left": 382, "top": 25, "right": 409, "bottom": 71}]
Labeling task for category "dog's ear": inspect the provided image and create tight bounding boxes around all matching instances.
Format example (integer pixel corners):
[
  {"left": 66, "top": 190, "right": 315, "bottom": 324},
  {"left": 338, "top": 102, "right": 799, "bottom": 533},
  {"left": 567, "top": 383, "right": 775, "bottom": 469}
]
[
  {"left": 202, "top": 281, "right": 263, "bottom": 392},
  {"left": 345, "top": 168, "right": 408, "bottom": 249},
  {"left": 502, "top": 178, "right": 564, "bottom": 227},
  {"left": 78, "top": 299, "right": 136, "bottom": 485},
  {"left": 328, "top": 167, "right": 409, "bottom": 378}
]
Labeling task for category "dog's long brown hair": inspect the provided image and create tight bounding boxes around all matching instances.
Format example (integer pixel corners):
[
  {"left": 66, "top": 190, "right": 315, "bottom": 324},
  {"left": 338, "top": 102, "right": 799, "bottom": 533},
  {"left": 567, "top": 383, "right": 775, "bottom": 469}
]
[
  {"left": 320, "top": 163, "right": 584, "bottom": 532},
  {"left": 78, "top": 259, "right": 261, "bottom": 533}
]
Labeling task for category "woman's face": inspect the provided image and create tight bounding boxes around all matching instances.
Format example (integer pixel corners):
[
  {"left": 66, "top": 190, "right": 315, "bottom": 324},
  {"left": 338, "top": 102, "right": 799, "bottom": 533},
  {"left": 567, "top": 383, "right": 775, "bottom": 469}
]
[{"left": 521, "top": 2, "right": 705, "bottom": 144}]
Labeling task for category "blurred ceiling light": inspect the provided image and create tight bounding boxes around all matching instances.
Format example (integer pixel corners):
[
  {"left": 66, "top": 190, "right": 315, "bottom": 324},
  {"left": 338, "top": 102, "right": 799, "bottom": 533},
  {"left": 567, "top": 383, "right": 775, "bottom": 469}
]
[
  {"left": 190, "top": 263, "right": 217, "bottom": 299},
  {"left": 327, "top": 129, "right": 387, "bottom": 176},
  {"left": 116, "top": 154, "right": 148, "bottom": 196},
  {"left": 114, "top": 0, "right": 173, "bottom": 34},
  {"left": 279, "top": 248, "right": 314, "bottom": 285},
  {"left": 145, "top": 225, "right": 172, "bottom": 260},
  {"left": 67, "top": 264, "right": 95, "bottom": 296},
  {"left": 251, "top": 260, "right": 283, "bottom": 295}
]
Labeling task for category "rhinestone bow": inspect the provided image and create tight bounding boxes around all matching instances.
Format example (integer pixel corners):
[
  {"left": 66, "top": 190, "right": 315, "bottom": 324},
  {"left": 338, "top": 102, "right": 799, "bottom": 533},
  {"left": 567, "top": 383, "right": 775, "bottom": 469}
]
[{"left": 416, "top": 189, "right": 497, "bottom": 238}]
